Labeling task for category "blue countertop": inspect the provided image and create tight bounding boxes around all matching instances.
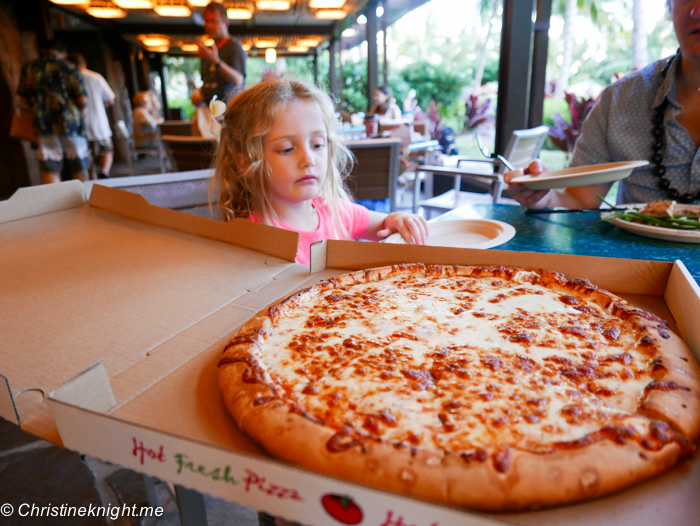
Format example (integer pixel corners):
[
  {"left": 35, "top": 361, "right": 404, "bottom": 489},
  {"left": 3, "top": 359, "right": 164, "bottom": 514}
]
[{"left": 439, "top": 204, "right": 699, "bottom": 283}]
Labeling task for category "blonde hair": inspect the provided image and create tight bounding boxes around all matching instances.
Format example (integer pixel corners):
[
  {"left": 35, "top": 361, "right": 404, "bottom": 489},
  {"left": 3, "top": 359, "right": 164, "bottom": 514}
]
[{"left": 213, "top": 77, "right": 355, "bottom": 238}]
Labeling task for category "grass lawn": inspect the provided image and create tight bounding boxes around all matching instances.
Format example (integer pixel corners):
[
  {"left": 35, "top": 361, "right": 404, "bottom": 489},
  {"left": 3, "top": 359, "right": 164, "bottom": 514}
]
[{"left": 454, "top": 133, "right": 568, "bottom": 171}]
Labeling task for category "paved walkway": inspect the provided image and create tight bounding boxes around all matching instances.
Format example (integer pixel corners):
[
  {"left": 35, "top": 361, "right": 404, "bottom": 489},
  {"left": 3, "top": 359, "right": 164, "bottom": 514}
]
[{"left": 0, "top": 417, "right": 259, "bottom": 525}]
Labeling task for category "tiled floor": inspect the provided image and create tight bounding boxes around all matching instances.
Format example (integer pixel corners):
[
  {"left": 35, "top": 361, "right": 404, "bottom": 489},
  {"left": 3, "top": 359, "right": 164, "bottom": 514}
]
[{"left": 0, "top": 417, "right": 259, "bottom": 526}]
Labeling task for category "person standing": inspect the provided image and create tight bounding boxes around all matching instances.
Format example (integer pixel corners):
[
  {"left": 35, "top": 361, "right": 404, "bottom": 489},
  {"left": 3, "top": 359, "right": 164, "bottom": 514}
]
[
  {"left": 69, "top": 53, "right": 116, "bottom": 179},
  {"left": 197, "top": 1, "right": 246, "bottom": 104},
  {"left": 17, "top": 39, "right": 89, "bottom": 184}
]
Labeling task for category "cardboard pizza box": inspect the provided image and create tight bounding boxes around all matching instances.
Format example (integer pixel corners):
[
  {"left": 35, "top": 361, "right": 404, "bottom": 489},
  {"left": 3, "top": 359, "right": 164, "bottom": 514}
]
[{"left": 2, "top": 181, "right": 699, "bottom": 526}]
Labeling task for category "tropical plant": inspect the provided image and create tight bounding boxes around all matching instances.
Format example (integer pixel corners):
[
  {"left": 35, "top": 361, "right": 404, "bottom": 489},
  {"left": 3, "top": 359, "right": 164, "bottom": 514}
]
[
  {"left": 631, "top": 0, "right": 648, "bottom": 69},
  {"left": 547, "top": 92, "right": 596, "bottom": 155},
  {"left": 553, "top": 0, "right": 602, "bottom": 98},
  {"left": 340, "top": 58, "right": 368, "bottom": 113},
  {"left": 473, "top": 0, "right": 500, "bottom": 91},
  {"left": 399, "top": 60, "right": 466, "bottom": 118},
  {"left": 463, "top": 95, "right": 494, "bottom": 133},
  {"left": 427, "top": 100, "right": 442, "bottom": 140}
]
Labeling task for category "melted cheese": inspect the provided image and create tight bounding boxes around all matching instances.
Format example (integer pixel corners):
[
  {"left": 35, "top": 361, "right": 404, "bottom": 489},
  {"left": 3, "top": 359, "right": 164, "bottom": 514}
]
[{"left": 259, "top": 273, "right": 656, "bottom": 452}]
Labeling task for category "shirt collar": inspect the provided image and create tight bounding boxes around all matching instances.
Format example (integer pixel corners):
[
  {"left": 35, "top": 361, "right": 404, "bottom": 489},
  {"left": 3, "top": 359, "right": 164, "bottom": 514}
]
[{"left": 652, "top": 51, "right": 681, "bottom": 109}]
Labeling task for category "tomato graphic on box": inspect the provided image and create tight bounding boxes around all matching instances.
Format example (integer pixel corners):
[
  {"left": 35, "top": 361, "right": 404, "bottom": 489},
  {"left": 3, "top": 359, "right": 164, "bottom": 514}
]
[{"left": 321, "top": 494, "right": 363, "bottom": 524}]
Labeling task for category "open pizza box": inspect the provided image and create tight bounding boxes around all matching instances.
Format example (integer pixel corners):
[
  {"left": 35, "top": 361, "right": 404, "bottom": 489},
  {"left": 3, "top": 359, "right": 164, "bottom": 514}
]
[{"left": 1, "top": 180, "right": 699, "bottom": 526}]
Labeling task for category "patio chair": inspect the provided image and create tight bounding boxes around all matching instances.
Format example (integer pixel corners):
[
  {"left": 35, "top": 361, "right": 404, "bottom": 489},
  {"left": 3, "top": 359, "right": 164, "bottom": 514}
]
[
  {"left": 416, "top": 125, "right": 549, "bottom": 217},
  {"left": 114, "top": 120, "right": 167, "bottom": 176},
  {"left": 161, "top": 135, "right": 218, "bottom": 172},
  {"left": 346, "top": 138, "right": 402, "bottom": 212}
]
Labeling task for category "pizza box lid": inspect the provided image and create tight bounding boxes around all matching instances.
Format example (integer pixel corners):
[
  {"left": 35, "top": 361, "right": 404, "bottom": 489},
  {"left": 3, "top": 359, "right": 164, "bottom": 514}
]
[
  {"left": 2, "top": 182, "right": 700, "bottom": 525},
  {"left": 0, "top": 180, "right": 314, "bottom": 432}
]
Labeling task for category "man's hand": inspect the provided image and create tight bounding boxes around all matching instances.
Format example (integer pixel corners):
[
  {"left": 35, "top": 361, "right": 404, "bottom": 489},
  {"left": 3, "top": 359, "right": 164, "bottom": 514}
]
[
  {"left": 503, "top": 159, "right": 552, "bottom": 209},
  {"left": 377, "top": 212, "right": 429, "bottom": 245},
  {"left": 197, "top": 41, "right": 219, "bottom": 66}
]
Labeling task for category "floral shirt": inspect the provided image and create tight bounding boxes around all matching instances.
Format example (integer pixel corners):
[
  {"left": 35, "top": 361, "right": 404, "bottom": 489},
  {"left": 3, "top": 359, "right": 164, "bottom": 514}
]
[
  {"left": 570, "top": 53, "right": 699, "bottom": 204},
  {"left": 17, "top": 55, "right": 87, "bottom": 137}
]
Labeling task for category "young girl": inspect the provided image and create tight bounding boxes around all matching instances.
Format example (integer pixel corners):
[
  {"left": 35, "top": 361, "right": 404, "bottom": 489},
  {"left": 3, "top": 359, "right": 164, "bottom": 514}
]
[{"left": 213, "top": 77, "right": 428, "bottom": 265}]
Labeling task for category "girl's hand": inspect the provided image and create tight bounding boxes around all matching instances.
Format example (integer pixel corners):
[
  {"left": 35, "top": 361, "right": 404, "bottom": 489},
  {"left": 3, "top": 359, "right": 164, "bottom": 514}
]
[
  {"left": 378, "top": 212, "right": 429, "bottom": 245},
  {"left": 504, "top": 159, "right": 552, "bottom": 209}
]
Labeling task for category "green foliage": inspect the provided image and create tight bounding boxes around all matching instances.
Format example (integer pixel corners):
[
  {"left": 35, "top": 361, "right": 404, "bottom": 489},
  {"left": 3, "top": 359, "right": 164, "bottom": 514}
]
[
  {"left": 399, "top": 60, "right": 467, "bottom": 117},
  {"left": 542, "top": 97, "right": 570, "bottom": 127},
  {"left": 168, "top": 97, "right": 195, "bottom": 119},
  {"left": 163, "top": 56, "right": 200, "bottom": 81}
]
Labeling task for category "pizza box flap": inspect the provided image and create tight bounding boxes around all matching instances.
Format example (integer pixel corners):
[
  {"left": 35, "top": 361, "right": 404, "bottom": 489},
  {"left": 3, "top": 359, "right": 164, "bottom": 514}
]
[
  {"left": 311, "top": 239, "right": 674, "bottom": 296},
  {"left": 0, "top": 179, "right": 86, "bottom": 223},
  {"left": 0, "top": 182, "right": 312, "bottom": 426}
]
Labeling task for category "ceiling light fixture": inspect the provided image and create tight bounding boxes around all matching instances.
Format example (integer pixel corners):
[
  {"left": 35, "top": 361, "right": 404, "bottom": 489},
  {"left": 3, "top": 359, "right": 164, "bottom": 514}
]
[
  {"left": 186, "top": 0, "right": 210, "bottom": 6},
  {"left": 86, "top": 6, "right": 127, "bottom": 18},
  {"left": 241, "top": 43, "right": 252, "bottom": 51},
  {"left": 49, "top": 0, "right": 88, "bottom": 5},
  {"left": 203, "top": 37, "right": 215, "bottom": 46},
  {"left": 153, "top": 3, "right": 192, "bottom": 16},
  {"left": 341, "top": 27, "right": 356, "bottom": 37},
  {"left": 309, "top": 0, "right": 345, "bottom": 7},
  {"left": 113, "top": 0, "right": 154, "bottom": 8},
  {"left": 287, "top": 45, "right": 308, "bottom": 52},
  {"left": 148, "top": 46, "right": 170, "bottom": 53},
  {"left": 256, "top": 0, "right": 290, "bottom": 10},
  {"left": 141, "top": 36, "right": 170, "bottom": 47},
  {"left": 227, "top": 8, "right": 253, "bottom": 19},
  {"left": 179, "top": 43, "right": 199, "bottom": 52},
  {"left": 296, "top": 38, "right": 320, "bottom": 47},
  {"left": 255, "top": 39, "right": 277, "bottom": 48},
  {"left": 265, "top": 48, "right": 277, "bottom": 63},
  {"left": 314, "top": 9, "right": 345, "bottom": 19}
]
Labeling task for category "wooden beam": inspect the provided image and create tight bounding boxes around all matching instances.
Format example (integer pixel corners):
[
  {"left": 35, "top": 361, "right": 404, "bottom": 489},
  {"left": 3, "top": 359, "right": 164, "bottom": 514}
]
[
  {"left": 529, "top": 0, "right": 552, "bottom": 128},
  {"left": 329, "top": 38, "right": 339, "bottom": 98},
  {"left": 114, "top": 24, "right": 336, "bottom": 37},
  {"left": 495, "top": 0, "right": 536, "bottom": 155},
  {"left": 366, "top": 0, "right": 379, "bottom": 112}
]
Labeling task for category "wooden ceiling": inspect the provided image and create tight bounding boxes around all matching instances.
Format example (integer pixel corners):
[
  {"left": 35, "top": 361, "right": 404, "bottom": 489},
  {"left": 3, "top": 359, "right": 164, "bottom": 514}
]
[{"left": 51, "top": 0, "right": 429, "bottom": 55}]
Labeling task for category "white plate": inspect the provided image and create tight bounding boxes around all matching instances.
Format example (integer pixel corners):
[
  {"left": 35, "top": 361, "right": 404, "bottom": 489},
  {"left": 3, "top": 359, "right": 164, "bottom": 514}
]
[
  {"left": 510, "top": 161, "right": 649, "bottom": 190},
  {"left": 602, "top": 204, "right": 700, "bottom": 244},
  {"left": 384, "top": 219, "right": 515, "bottom": 249}
]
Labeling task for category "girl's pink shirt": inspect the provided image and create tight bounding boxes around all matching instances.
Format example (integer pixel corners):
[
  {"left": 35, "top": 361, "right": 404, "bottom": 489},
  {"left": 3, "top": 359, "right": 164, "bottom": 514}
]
[{"left": 246, "top": 198, "right": 370, "bottom": 265}]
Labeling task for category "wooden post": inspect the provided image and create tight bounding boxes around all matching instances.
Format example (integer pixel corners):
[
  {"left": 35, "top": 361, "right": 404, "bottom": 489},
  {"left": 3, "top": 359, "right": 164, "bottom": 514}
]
[
  {"left": 366, "top": 0, "right": 379, "bottom": 112},
  {"left": 495, "top": 0, "right": 536, "bottom": 155},
  {"left": 313, "top": 48, "right": 319, "bottom": 85},
  {"left": 329, "top": 38, "right": 339, "bottom": 98},
  {"left": 381, "top": 1, "right": 388, "bottom": 86},
  {"left": 529, "top": 0, "right": 552, "bottom": 128},
  {"left": 151, "top": 53, "right": 169, "bottom": 119}
]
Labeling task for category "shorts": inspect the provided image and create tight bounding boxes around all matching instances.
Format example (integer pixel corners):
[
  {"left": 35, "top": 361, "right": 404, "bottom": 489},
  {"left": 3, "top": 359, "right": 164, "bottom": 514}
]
[
  {"left": 88, "top": 138, "right": 114, "bottom": 161},
  {"left": 38, "top": 135, "right": 90, "bottom": 173}
]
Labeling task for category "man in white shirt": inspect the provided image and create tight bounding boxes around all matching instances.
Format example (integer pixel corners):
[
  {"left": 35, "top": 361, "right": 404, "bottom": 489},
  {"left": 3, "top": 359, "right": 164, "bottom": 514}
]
[{"left": 69, "top": 54, "right": 115, "bottom": 179}]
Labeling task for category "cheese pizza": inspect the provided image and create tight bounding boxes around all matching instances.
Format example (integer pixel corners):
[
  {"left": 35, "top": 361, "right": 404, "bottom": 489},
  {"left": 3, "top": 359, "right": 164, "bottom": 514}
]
[{"left": 218, "top": 264, "right": 700, "bottom": 510}]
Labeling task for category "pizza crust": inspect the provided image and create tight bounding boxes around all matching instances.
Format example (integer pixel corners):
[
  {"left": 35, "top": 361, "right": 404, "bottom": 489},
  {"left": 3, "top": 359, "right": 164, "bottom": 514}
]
[{"left": 218, "top": 264, "right": 700, "bottom": 511}]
